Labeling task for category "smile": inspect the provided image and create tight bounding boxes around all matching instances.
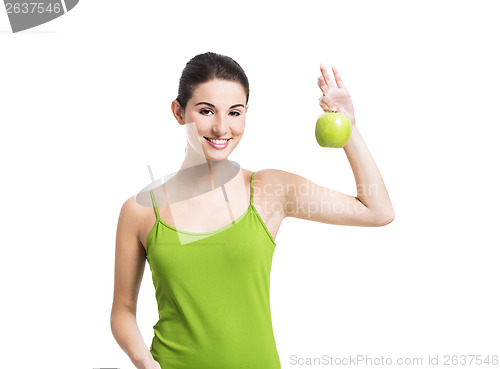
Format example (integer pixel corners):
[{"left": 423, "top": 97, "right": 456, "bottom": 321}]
[
  {"left": 203, "top": 136, "right": 231, "bottom": 149},
  {"left": 204, "top": 137, "right": 231, "bottom": 144}
]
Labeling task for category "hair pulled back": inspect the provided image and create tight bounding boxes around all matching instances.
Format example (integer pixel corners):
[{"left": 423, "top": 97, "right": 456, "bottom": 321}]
[{"left": 176, "top": 52, "right": 250, "bottom": 111}]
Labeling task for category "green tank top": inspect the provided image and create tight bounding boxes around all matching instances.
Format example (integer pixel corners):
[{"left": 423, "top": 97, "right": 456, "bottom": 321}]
[{"left": 146, "top": 171, "right": 280, "bottom": 368}]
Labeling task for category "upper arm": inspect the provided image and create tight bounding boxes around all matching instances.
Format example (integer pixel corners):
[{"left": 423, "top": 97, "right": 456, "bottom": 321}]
[
  {"left": 111, "top": 195, "right": 146, "bottom": 315},
  {"left": 273, "top": 169, "right": 391, "bottom": 227}
]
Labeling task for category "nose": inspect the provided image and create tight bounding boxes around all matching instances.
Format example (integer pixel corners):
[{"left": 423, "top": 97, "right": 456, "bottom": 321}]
[{"left": 212, "top": 114, "right": 228, "bottom": 135}]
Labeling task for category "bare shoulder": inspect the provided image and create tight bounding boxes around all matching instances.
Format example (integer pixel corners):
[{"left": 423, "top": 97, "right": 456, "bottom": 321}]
[
  {"left": 116, "top": 191, "right": 155, "bottom": 251},
  {"left": 117, "top": 194, "right": 144, "bottom": 235},
  {"left": 253, "top": 168, "right": 305, "bottom": 191},
  {"left": 253, "top": 167, "right": 308, "bottom": 191},
  {"left": 251, "top": 169, "right": 292, "bottom": 219}
]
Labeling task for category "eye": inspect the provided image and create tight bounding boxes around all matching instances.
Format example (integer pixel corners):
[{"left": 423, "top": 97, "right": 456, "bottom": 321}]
[
  {"left": 200, "top": 108, "right": 241, "bottom": 116},
  {"left": 199, "top": 108, "right": 213, "bottom": 115}
]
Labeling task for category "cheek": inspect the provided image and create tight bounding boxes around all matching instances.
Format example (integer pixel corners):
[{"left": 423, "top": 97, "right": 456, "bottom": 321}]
[
  {"left": 233, "top": 119, "right": 245, "bottom": 135},
  {"left": 187, "top": 116, "right": 209, "bottom": 133},
  {"left": 184, "top": 112, "right": 199, "bottom": 125}
]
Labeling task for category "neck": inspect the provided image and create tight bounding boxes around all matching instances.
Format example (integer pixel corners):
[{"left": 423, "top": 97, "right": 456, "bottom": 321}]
[{"left": 173, "top": 143, "right": 235, "bottom": 197}]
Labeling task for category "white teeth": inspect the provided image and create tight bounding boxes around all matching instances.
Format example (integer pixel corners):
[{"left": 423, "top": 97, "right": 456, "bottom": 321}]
[{"left": 208, "top": 138, "right": 229, "bottom": 144}]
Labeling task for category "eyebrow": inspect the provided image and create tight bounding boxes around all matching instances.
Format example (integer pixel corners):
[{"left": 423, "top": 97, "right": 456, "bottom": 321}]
[{"left": 195, "top": 102, "right": 245, "bottom": 109}]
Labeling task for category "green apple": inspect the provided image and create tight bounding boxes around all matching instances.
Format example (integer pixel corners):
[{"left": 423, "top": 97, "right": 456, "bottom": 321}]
[{"left": 315, "top": 112, "right": 352, "bottom": 148}]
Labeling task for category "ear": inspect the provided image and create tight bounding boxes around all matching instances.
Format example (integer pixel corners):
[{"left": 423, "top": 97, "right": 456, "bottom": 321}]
[
  {"left": 171, "top": 99, "right": 185, "bottom": 125},
  {"left": 245, "top": 104, "right": 249, "bottom": 112}
]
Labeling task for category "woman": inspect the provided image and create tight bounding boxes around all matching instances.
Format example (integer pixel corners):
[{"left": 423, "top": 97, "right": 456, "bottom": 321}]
[{"left": 110, "top": 52, "right": 395, "bottom": 369}]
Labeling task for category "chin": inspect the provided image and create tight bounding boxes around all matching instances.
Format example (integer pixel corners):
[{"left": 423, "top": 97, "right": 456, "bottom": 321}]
[{"left": 204, "top": 150, "right": 232, "bottom": 160}]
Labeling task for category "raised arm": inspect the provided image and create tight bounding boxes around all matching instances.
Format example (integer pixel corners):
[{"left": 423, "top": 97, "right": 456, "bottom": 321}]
[
  {"left": 110, "top": 197, "right": 160, "bottom": 369},
  {"left": 277, "top": 64, "right": 394, "bottom": 227}
]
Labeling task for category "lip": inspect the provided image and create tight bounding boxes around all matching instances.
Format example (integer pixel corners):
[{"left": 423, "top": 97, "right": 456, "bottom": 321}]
[
  {"left": 204, "top": 136, "right": 232, "bottom": 140},
  {"left": 204, "top": 136, "right": 231, "bottom": 149}
]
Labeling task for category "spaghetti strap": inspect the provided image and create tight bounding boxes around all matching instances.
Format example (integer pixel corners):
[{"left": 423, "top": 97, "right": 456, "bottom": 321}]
[
  {"left": 250, "top": 171, "right": 255, "bottom": 206},
  {"left": 149, "top": 189, "right": 160, "bottom": 220}
]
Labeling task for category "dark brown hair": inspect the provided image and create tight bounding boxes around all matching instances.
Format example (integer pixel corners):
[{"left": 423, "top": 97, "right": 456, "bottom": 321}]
[{"left": 176, "top": 52, "right": 250, "bottom": 111}]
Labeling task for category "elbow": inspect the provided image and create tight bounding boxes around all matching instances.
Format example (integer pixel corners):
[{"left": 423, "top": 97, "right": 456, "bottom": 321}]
[
  {"left": 110, "top": 307, "right": 119, "bottom": 334},
  {"left": 376, "top": 210, "right": 395, "bottom": 226},
  {"left": 110, "top": 304, "right": 134, "bottom": 333}
]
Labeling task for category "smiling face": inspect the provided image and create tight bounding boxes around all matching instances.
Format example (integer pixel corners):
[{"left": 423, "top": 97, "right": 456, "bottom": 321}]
[{"left": 173, "top": 79, "right": 248, "bottom": 161}]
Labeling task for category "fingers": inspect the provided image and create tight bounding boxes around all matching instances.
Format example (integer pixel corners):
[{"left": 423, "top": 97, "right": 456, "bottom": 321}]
[
  {"left": 320, "top": 64, "right": 337, "bottom": 89},
  {"left": 318, "top": 95, "right": 338, "bottom": 112},
  {"left": 319, "top": 63, "right": 346, "bottom": 89},
  {"left": 317, "top": 75, "right": 329, "bottom": 95},
  {"left": 331, "top": 64, "right": 345, "bottom": 89},
  {"left": 318, "top": 96, "right": 329, "bottom": 111}
]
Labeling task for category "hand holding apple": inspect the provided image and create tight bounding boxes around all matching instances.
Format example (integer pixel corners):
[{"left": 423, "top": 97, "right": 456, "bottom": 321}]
[{"left": 317, "top": 64, "right": 356, "bottom": 127}]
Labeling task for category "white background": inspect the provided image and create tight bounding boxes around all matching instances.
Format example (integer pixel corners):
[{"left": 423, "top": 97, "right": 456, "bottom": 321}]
[{"left": 1, "top": 1, "right": 499, "bottom": 368}]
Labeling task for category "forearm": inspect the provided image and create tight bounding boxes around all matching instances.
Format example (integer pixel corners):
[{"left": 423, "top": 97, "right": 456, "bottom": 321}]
[
  {"left": 110, "top": 308, "right": 155, "bottom": 368},
  {"left": 343, "top": 125, "right": 394, "bottom": 219}
]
